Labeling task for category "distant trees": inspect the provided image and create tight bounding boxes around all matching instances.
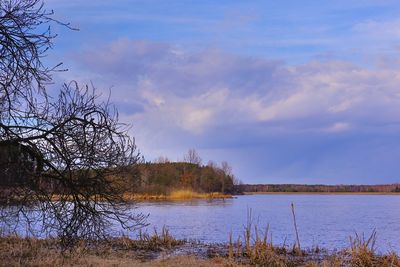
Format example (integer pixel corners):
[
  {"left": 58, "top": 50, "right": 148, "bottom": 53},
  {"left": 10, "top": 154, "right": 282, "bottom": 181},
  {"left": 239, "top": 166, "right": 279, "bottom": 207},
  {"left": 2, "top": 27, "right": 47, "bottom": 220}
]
[
  {"left": 237, "top": 184, "right": 400, "bottom": 193},
  {"left": 133, "top": 162, "right": 235, "bottom": 195},
  {"left": 155, "top": 156, "right": 170, "bottom": 163},
  {"left": 0, "top": 0, "right": 145, "bottom": 247},
  {"left": 184, "top": 148, "right": 202, "bottom": 165},
  {"left": 128, "top": 150, "right": 238, "bottom": 195}
]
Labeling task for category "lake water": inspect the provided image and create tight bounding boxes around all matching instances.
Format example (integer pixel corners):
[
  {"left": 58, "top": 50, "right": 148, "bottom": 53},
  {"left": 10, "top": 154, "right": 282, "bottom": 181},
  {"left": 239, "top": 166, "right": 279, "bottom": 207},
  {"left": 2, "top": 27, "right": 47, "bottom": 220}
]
[{"left": 132, "top": 194, "right": 400, "bottom": 253}]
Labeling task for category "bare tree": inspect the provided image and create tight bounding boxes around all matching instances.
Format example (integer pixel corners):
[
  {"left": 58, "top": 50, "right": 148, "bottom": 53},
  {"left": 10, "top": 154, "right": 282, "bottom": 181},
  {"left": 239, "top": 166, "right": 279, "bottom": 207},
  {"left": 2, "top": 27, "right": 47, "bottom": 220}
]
[
  {"left": 155, "top": 156, "right": 170, "bottom": 163},
  {"left": 207, "top": 160, "right": 217, "bottom": 169},
  {"left": 0, "top": 0, "right": 70, "bottom": 118},
  {"left": 220, "top": 161, "right": 233, "bottom": 193},
  {"left": 183, "top": 148, "right": 202, "bottom": 165},
  {"left": 0, "top": 0, "right": 146, "bottom": 247},
  {"left": 221, "top": 161, "right": 232, "bottom": 177}
]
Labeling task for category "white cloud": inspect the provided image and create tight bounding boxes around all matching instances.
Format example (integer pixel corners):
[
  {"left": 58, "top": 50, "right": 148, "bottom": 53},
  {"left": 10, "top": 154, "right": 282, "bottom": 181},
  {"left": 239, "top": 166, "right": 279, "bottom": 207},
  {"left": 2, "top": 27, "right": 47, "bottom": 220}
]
[{"left": 63, "top": 40, "right": 400, "bottom": 154}]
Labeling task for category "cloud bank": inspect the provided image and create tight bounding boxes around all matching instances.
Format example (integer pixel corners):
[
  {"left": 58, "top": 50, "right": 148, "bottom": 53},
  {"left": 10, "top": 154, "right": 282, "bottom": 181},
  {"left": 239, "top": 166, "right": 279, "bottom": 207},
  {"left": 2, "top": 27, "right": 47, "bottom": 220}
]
[{"left": 63, "top": 39, "right": 400, "bottom": 184}]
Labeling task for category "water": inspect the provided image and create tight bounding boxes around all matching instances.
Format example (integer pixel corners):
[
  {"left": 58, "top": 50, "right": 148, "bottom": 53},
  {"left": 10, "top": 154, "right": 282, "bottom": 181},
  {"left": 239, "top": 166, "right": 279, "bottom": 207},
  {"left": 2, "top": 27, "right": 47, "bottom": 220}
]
[
  {"left": 3, "top": 194, "right": 400, "bottom": 253},
  {"left": 131, "top": 194, "right": 400, "bottom": 253}
]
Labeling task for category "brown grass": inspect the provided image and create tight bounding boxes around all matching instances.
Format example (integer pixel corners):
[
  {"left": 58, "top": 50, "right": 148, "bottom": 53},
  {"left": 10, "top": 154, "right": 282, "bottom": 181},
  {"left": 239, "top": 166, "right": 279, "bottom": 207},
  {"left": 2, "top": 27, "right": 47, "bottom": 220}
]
[
  {"left": 1, "top": 215, "right": 399, "bottom": 267},
  {"left": 224, "top": 210, "right": 400, "bottom": 267},
  {"left": 124, "top": 190, "right": 232, "bottom": 201},
  {"left": 116, "top": 226, "right": 185, "bottom": 250},
  {"left": 348, "top": 230, "right": 400, "bottom": 267},
  {"left": 49, "top": 190, "right": 232, "bottom": 202},
  {"left": 0, "top": 235, "right": 242, "bottom": 267},
  {"left": 226, "top": 209, "right": 291, "bottom": 266},
  {"left": 1, "top": 232, "right": 400, "bottom": 267}
]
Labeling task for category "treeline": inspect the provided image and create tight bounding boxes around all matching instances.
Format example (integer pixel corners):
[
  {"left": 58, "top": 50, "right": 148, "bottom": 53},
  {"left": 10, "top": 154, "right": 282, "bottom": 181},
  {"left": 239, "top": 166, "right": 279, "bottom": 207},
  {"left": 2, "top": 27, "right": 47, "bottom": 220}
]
[
  {"left": 126, "top": 162, "right": 237, "bottom": 195},
  {"left": 120, "top": 149, "right": 240, "bottom": 195},
  {"left": 0, "top": 145, "right": 240, "bottom": 195},
  {"left": 237, "top": 183, "right": 400, "bottom": 193}
]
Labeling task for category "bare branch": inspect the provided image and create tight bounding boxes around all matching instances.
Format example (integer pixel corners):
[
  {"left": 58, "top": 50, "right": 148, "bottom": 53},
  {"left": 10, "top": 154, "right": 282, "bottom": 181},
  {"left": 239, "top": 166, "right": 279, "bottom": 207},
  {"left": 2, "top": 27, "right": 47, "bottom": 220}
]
[{"left": 0, "top": 1, "right": 146, "bottom": 247}]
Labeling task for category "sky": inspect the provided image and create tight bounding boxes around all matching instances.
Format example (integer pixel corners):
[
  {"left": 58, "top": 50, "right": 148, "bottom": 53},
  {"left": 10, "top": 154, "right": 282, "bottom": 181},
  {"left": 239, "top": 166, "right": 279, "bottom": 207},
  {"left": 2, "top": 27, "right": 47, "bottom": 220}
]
[{"left": 44, "top": 0, "right": 400, "bottom": 184}]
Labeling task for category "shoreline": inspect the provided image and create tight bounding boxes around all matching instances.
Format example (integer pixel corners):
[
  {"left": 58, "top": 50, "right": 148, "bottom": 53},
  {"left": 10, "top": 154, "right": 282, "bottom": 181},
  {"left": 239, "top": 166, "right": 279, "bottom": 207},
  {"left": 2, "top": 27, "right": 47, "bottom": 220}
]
[
  {"left": 124, "top": 190, "right": 233, "bottom": 201},
  {"left": 0, "top": 233, "right": 398, "bottom": 266},
  {"left": 243, "top": 191, "right": 400, "bottom": 195},
  {"left": 21, "top": 190, "right": 400, "bottom": 204},
  {"left": 48, "top": 190, "right": 233, "bottom": 203}
]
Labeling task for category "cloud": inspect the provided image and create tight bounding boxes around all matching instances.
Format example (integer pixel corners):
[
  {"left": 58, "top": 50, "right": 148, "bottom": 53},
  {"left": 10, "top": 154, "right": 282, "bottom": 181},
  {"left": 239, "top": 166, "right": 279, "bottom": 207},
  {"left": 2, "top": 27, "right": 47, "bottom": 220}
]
[
  {"left": 325, "top": 122, "right": 352, "bottom": 133},
  {"left": 70, "top": 38, "right": 400, "bottom": 134},
  {"left": 61, "top": 39, "right": 400, "bottom": 183}
]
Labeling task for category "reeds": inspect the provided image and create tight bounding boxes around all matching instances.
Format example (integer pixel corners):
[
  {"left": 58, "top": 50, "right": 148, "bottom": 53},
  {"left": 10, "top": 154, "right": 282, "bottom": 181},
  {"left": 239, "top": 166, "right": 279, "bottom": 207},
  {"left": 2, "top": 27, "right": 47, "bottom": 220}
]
[
  {"left": 291, "top": 202, "right": 302, "bottom": 255},
  {"left": 343, "top": 229, "right": 400, "bottom": 267},
  {"left": 227, "top": 208, "right": 288, "bottom": 266},
  {"left": 116, "top": 226, "right": 184, "bottom": 251},
  {"left": 1, "top": 229, "right": 400, "bottom": 267},
  {"left": 123, "top": 190, "right": 232, "bottom": 201},
  {"left": 349, "top": 230, "right": 377, "bottom": 266},
  {"left": 227, "top": 222, "right": 400, "bottom": 267}
]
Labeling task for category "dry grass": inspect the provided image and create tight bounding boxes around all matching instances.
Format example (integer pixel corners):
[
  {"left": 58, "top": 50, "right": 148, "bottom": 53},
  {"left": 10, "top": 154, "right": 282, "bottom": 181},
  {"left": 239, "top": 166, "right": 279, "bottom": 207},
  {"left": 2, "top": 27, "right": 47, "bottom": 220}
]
[
  {"left": 116, "top": 226, "right": 185, "bottom": 251},
  {"left": 349, "top": 230, "right": 377, "bottom": 267},
  {"left": 0, "top": 235, "right": 241, "bottom": 267},
  {"left": 0, "top": 228, "right": 186, "bottom": 267},
  {"left": 151, "top": 256, "right": 244, "bottom": 267},
  {"left": 227, "top": 209, "right": 290, "bottom": 266},
  {"left": 348, "top": 230, "right": 400, "bottom": 267},
  {"left": 1, "top": 232, "right": 400, "bottom": 267},
  {"left": 49, "top": 190, "right": 232, "bottom": 202},
  {"left": 124, "top": 190, "right": 232, "bottom": 201},
  {"left": 225, "top": 210, "right": 400, "bottom": 267},
  {"left": 1, "top": 217, "right": 400, "bottom": 267}
]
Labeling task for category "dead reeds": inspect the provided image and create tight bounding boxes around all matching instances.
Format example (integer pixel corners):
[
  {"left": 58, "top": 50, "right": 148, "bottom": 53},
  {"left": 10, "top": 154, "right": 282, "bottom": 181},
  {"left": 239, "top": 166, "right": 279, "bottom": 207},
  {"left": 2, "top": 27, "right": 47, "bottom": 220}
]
[
  {"left": 116, "top": 226, "right": 184, "bottom": 251},
  {"left": 227, "top": 208, "right": 288, "bottom": 266}
]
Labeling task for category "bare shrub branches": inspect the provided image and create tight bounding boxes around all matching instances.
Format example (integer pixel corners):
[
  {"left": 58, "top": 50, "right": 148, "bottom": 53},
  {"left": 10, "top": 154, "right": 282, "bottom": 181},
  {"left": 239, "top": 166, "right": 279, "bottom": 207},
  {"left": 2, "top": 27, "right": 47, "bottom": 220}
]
[
  {"left": 1, "top": 82, "right": 146, "bottom": 246},
  {"left": 0, "top": 0, "right": 59, "bottom": 117},
  {"left": 0, "top": 0, "right": 146, "bottom": 247}
]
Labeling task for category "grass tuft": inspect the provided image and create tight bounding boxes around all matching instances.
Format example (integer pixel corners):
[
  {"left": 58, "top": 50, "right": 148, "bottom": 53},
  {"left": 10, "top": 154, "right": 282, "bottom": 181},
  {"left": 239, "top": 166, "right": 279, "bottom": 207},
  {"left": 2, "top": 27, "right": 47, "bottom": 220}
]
[{"left": 349, "top": 230, "right": 377, "bottom": 267}]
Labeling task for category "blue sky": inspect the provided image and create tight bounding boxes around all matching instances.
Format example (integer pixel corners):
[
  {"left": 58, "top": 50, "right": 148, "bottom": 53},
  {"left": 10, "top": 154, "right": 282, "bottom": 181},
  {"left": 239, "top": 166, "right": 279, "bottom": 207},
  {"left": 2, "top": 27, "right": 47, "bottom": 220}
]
[{"left": 45, "top": 0, "right": 400, "bottom": 184}]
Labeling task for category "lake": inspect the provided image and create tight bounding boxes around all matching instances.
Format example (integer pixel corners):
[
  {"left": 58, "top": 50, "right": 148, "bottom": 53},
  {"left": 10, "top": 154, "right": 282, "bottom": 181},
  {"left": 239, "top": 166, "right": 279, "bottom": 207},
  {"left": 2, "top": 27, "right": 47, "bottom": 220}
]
[{"left": 131, "top": 194, "right": 400, "bottom": 253}]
